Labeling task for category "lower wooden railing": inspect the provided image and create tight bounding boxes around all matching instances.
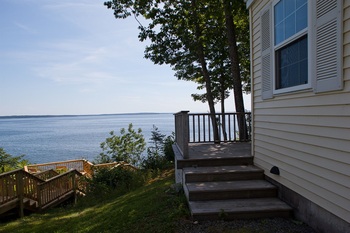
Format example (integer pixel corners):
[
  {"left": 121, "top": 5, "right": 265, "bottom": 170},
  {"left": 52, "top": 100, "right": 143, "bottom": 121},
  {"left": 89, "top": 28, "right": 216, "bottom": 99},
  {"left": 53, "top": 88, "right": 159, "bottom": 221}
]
[
  {"left": 25, "top": 159, "right": 88, "bottom": 174},
  {"left": 24, "top": 159, "right": 132, "bottom": 177},
  {"left": 0, "top": 169, "right": 85, "bottom": 217},
  {"left": 35, "top": 169, "right": 60, "bottom": 181},
  {"left": 1, "top": 160, "right": 137, "bottom": 217},
  {"left": 38, "top": 170, "right": 84, "bottom": 209}
]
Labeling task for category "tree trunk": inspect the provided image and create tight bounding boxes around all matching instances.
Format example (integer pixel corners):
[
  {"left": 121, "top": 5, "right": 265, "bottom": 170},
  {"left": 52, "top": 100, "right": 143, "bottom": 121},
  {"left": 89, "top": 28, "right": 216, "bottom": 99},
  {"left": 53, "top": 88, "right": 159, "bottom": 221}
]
[
  {"left": 223, "top": 0, "right": 247, "bottom": 140},
  {"left": 220, "top": 74, "right": 228, "bottom": 142},
  {"left": 192, "top": 0, "right": 220, "bottom": 143}
]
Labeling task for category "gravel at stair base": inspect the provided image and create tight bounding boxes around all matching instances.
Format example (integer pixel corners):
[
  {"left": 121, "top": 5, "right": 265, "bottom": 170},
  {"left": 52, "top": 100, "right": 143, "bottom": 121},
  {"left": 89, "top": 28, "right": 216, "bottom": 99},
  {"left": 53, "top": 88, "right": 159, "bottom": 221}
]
[{"left": 177, "top": 218, "right": 315, "bottom": 233}]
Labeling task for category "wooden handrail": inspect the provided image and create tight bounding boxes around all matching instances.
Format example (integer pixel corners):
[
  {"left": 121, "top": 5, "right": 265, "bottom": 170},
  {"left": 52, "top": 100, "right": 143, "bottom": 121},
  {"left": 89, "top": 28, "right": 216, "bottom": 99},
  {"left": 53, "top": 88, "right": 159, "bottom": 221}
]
[
  {"left": 174, "top": 111, "right": 252, "bottom": 158},
  {"left": 0, "top": 169, "right": 22, "bottom": 205},
  {"left": 1, "top": 160, "right": 136, "bottom": 217},
  {"left": 37, "top": 170, "right": 82, "bottom": 209},
  {"left": 25, "top": 159, "right": 87, "bottom": 174},
  {"left": 35, "top": 169, "right": 59, "bottom": 180},
  {"left": 25, "top": 159, "right": 135, "bottom": 177}
]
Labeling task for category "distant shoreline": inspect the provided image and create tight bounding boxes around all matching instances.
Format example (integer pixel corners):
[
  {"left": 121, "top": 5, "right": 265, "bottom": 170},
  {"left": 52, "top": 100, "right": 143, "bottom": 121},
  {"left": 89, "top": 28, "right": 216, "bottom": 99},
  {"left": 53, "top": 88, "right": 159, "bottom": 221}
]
[{"left": 0, "top": 112, "right": 173, "bottom": 119}]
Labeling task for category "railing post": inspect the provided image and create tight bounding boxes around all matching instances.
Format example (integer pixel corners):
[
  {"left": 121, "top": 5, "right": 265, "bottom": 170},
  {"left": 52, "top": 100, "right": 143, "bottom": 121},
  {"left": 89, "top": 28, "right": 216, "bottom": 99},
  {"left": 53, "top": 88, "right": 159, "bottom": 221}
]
[
  {"left": 174, "top": 111, "right": 189, "bottom": 159},
  {"left": 17, "top": 171, "right": 24, "bottom": 218},
  {"left": 182, "top": 111, "right": 189, "bottom": 159},
  {"left": 72, "top": 172, "right": 77, "bottom": 205},
  {"left": 37, "top": 184, "right": 42, "bottom": 210}
]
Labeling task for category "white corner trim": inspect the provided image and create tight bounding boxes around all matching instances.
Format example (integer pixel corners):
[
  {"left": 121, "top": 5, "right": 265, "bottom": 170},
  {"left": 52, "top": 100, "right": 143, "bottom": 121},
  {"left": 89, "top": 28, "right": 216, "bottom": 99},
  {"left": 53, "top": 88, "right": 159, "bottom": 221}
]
[{"left": 246, "top": 0, "right": 257, "bottom": 8}]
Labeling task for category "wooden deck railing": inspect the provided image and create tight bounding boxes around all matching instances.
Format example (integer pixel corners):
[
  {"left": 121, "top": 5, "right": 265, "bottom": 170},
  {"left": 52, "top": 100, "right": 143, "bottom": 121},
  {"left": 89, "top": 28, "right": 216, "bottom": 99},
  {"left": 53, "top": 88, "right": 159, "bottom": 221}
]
[
  {"left": 1, "top": 159, "right": 136, "bottom": 217},
  {"left": 35, "top": 169, "right": 60, "bottom": 181},
  {"left": 25, "top": 159, "right": 89, "bottom": 174},
  {"left": 38, "top": 170, "right": 83, "bottom": 209},
  {"left": 174, "top": 111, "right": 251, "bottom": 158},
  {"left": 0, "top": 169, "right": 86, "bottom": 217},
  {"left": 25, "top": 159, "right": 135, "bottom": 177}
]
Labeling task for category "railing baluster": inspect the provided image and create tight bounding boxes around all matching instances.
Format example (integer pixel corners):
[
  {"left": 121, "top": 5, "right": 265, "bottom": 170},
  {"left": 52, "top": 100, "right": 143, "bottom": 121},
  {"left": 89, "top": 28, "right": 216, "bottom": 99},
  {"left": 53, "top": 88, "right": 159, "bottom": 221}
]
[
  {"left": 192, "top": 115, "right": 196, "bottom": 142},
  {"left": 203, "top": 115, "right": 206, "bottom": 142},
  {"left": 228, "top": 113, "right": 232, "bottom": 141},
  {"left": 197, "top": 115, "right": 201, "bottom": 142},
  {"left": 208, "top": 115, "right": 211, "bottom": 142}
]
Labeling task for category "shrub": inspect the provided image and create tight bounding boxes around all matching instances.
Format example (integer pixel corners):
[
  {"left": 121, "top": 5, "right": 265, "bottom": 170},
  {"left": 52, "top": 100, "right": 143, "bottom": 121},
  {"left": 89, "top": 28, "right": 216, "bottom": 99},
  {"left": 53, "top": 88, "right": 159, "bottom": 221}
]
[
  {"left": 141, "top": 126, "right": 174, "bottom": 170},
  {"left": 0, "top": 148, "right": 29, "bottom": 173},
  {"left": 163, "top": 132, "right": 175, "bottom": 162},
  {"left": 96, "top": 123, "right": 146, "bottom": 166},
  {"left": 86, "top": 166, "right": 145, "bottom": 196}
]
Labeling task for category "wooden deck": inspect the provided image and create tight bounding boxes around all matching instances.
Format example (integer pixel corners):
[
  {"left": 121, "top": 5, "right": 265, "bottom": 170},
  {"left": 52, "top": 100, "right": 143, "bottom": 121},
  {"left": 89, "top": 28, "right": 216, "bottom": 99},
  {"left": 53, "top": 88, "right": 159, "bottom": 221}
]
[{"left": 187, "top": 142, "right": 251, "bottom": 159}]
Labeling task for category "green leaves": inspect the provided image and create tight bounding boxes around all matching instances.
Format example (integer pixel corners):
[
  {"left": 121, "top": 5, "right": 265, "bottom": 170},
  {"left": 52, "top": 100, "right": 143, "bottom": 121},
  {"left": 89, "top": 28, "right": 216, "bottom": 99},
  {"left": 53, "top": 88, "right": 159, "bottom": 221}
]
[
  {"left": 98, "top": 123, "right": 146, "bottom": 166},
  {"left": 0, "top": 148, "right": 28, "bottom": 173}
]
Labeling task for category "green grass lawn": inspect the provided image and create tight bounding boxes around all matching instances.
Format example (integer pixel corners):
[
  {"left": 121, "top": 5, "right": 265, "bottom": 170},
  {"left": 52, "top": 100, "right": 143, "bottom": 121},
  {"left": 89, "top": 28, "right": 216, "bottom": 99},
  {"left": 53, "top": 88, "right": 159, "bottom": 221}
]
[{"left": 0, "top": 169, "right": 189, "bottom": 233}]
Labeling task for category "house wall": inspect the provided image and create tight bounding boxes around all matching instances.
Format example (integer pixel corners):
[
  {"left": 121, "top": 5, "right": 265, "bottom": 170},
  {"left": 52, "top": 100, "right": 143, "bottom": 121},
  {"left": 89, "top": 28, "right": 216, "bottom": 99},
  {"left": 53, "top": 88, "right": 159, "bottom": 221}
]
[{"left": 249, "top": 0, "right": 350, "bottom": 231}]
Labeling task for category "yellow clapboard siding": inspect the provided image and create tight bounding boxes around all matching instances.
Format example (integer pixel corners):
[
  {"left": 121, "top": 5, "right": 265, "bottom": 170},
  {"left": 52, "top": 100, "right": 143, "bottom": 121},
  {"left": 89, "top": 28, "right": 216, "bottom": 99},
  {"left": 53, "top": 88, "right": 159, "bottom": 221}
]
[
  {"left": 254, "top": 126, "right": 350, "bottom": 153},
  {"left": 254, "top": 138, "right": 350, "bottom": 177},
  {"left": 254, "top": 154, "right": 350, "bottom": 223},
  {"left": 257, "top": 120, "right": 350, "bottom": 141}
]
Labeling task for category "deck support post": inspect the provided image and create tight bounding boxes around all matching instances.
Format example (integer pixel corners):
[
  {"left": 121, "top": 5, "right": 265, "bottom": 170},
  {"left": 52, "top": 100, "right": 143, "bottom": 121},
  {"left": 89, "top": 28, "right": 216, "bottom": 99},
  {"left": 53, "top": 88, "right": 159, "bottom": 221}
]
[
  {"left": 17, "top": 171, "right": 24, "bottom": 218},
  {"left": 72, "top": 172, "right": 77, "bottom": 205},
  {"left": 37, "top": 184, "right": 42, "bottom": 211}
]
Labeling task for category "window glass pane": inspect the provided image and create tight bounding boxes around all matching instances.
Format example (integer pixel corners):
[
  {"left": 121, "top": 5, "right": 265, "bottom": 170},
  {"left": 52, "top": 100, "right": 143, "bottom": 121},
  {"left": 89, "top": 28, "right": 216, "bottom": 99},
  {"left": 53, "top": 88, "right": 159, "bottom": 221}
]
[
  {"left": 299, "top": 36, "right": 308, "bottom": 59},
  {"left": 274, "top": 0, "right": 307, "bottom": 45},
  {"left": 296, "top": 0, "right": 307, "bottom": 8},
  {"left": 274, "top": 1, "right": 284, "bottom": 24},
  {"left": 275, "top": 23, "right": 284, "bottom": 45},
  {"left": 299, "top": 60, "right": 308, "bottom": 85},
  {"left": 279, "top": 66, "right": 290, "bottom": 88},
  {"left": 284, "top": 0, "right": 295, "bottom": 18},
  {"left": 275, "top": 35, "right": 308, "bottom": 89},
  {"left": 296, "top": 4, "right": 307, "bottom": 32},
  {"left": 285, "top": 13, "right": 296, "bottom": 39}
]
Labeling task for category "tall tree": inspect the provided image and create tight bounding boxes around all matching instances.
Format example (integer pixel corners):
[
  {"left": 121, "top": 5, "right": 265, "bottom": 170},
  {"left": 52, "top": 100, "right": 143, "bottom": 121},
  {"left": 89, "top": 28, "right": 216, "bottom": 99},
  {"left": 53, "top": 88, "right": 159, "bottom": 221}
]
[
  {"left": 104, "top": 0, "right": 250, "bottom": 141},
  {"left": 222, "top": 0, "right": 250, "bottom": 139}
]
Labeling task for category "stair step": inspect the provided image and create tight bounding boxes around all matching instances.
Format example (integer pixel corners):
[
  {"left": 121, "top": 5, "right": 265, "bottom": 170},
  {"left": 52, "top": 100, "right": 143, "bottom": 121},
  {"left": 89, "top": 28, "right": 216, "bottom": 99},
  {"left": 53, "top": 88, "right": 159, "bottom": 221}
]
[
  {"left": 183, "top": 165, "right": 264, "bottom": 182},
  {"left": 23, "top": 198, "right": 38, "bottom": 211},
  {"left": 177, "top": 156, "right": 254, "bottom": 169},
  {"left": 189, "top": 198, "right": 293, "bottom": 220},
  {"left": 185, "top": 180, "right": 277, "bottom": 201}
]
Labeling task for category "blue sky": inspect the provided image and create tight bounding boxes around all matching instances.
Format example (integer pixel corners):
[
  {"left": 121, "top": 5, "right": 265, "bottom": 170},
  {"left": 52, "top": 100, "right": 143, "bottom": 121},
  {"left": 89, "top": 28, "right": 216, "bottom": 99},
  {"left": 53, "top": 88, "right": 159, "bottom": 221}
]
[{"left": 0, "top": 0, "right": 250, "bottom": 116}]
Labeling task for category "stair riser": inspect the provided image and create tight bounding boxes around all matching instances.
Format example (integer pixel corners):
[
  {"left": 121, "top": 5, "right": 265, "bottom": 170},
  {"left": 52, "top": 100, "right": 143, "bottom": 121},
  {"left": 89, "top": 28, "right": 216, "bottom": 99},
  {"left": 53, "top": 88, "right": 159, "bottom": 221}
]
[
  {"left": 192, "top": 210, "right": 292, "bottom": 221},
  {"left": 188, "top": 189, "right": 277, "bottom": 201},
  {"left": 177, "top": 157, "right": 253, "bottom": 169},
  {"left": 185, "top": 172, "right": 264, "bottom": 183}
]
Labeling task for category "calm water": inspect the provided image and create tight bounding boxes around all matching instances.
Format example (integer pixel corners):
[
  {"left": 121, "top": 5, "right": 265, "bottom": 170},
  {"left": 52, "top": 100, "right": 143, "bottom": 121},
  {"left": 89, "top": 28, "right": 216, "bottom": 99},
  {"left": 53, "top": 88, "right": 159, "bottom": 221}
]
[{"left": 0, "top": 113, "right": 174, "bottom": 164}]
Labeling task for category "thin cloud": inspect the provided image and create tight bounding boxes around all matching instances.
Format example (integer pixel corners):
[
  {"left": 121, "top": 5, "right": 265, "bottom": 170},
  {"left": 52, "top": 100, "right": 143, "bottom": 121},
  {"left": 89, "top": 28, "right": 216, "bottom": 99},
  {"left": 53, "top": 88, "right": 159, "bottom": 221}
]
[{"left": 13, "top": 22, "right": 37, "bottom": 34}]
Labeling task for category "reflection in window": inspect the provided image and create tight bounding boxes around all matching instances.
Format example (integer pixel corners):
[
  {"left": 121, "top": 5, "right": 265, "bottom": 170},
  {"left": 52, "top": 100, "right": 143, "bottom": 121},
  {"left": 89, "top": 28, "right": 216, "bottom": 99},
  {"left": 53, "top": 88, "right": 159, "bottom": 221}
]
[
  {"left": 275, "top": 35, "right": 308, "bottom": 89},
  {"left": 274, "top": 0, "right": 307, "bottom": 45}
]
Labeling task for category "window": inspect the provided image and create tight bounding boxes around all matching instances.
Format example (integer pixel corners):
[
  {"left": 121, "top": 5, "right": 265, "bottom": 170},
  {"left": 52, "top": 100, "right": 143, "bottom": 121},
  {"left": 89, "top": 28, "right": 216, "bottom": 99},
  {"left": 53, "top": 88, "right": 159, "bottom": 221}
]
[
  {"left": 260, "top": 0, "right": 343, "bottom": 100},
  {"left": 273, "top": 0, "right": 308, "bottom": 92}
]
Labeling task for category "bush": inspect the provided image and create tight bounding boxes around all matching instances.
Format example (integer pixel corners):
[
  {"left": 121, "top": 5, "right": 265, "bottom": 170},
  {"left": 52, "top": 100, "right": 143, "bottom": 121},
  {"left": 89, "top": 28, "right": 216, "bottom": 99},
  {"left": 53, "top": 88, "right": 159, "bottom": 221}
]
[
  {"left": 140, "top": 126, "right": 174, "bottom": 170},
  {"left": 86, "top": 166, "right": 145, "bottom": 196},
  {"left": 0, "top": 148, "right": 28, "bottom": 173},
  {"left": 96, "top": 123, "right": 146, "bottom": 166},
  {"left": 163, "top": 132, "right": 175, "bottom": 162}
]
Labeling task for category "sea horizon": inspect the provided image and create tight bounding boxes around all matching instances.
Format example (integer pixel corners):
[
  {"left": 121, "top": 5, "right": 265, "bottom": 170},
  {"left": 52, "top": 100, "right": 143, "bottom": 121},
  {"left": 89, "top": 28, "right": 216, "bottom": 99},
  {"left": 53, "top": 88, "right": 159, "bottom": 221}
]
[{"left": 0, "top": 112, "right": 175, "bottom": 119}]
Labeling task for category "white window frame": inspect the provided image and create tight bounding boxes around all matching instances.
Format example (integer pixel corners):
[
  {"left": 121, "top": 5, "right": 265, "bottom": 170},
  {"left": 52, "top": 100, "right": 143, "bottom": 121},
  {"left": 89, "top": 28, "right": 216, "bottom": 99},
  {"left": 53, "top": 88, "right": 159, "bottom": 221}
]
[{"left": 272, "top": 0, "right": 312, "bottom": 95}]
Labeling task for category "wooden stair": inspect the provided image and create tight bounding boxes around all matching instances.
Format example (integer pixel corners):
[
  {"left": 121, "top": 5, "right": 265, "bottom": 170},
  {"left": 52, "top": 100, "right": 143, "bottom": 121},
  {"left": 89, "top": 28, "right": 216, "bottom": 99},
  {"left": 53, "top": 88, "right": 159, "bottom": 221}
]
[{"left": 180, "top": 154, "right": 293, "bottom": 220}]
